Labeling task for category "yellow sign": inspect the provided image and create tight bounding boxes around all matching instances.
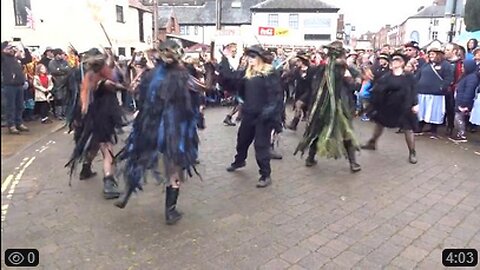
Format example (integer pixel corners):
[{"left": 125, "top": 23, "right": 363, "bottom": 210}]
[{"left": 275, "top": 28, "right": 289, "bottom": 36}]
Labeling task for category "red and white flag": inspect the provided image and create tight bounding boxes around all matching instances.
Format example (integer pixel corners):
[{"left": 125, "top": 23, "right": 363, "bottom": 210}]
[{"left": 25, "top": 7, "right": 35, "bottom": 30}]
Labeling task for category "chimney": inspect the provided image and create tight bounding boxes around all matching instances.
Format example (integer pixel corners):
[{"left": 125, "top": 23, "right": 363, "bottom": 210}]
[{"left": 337, "top": 14, "right": 344, "bottom": 33}]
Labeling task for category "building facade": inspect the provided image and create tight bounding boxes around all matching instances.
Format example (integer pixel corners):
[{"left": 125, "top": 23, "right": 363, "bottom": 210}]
[
  {"left": 158, "top": 0, "right": 263, "bottom": 59},
  {"left": 384, "top": 1, "right": 466, "bottom": 48},
  {"left": 250, "top": 0, "right": 339, "bottom": 48},
  {"left": 1, "top": 0, "right": 153, "bottom": 57},
  {"left": 158, "top": 0, "right": 339, "bottom": 50}
]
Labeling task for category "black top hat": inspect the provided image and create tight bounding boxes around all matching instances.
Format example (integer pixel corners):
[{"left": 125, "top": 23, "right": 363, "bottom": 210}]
[
  {"left": 378, "top": 53, "right": 390, "bottom": 61},
  {"left": 245, "top": 44, "right": 273, "bottom": 64},
  {"left": 296, "top": 51, "right": 310, "bottom": 62},
  {"left": 390, "top": 51, "right": 407, "bottom": 62},
  {"left": 404, "top": 41, "right": 420, "bottom": 51},
  {"left": 1, "top": 41, "right": 10, "bottom": 51},
  {"left": 53, "top": 48, "right": 65, "bottom": 56}
]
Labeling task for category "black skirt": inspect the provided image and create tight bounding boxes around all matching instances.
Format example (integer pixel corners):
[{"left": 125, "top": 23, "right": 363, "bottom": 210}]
[{"left": 369, "top": 73, "right": 418, "bottom": 131}]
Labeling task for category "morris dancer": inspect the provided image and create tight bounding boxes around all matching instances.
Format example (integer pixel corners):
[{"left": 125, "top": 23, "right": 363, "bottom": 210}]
[
  {"left": 65, "top": 48, "right": 126, "bottom": 199},
  {"left": 295, "top": 41, "right": 361, "bottom": 173},
  {"left": 114, "top": 40, "right": 201, "bottom": 225}
]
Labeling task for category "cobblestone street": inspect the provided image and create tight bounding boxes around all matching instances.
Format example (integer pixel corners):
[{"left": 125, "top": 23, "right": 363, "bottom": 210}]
[{"left": 1, "top": 107, "right": 479, "bottom": 269}]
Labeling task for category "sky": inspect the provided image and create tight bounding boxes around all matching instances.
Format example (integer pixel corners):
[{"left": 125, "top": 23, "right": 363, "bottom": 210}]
[{"left": 323, "top": 0, "right": 434, "bottom": 34}]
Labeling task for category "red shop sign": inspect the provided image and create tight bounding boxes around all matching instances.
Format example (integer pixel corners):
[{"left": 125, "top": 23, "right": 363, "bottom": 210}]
[{"left": 258, "top": 27, "right": 275, "bottom": 36}]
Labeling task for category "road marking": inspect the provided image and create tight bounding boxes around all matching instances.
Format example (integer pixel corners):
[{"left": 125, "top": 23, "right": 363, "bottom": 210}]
[
  {"left": 1, "top": 139, "right": 54, "bottom": 226},
  {"left": 1, "top": 156, "right": 36, "bottom": 225},
  {"left": 1, "top": 175, "right": 14, "bottom": 193}
]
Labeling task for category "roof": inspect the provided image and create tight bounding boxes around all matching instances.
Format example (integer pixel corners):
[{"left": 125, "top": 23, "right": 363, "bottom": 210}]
[
  {"left": 158, "top": 9, "right": 176, "bottom": 26},
  {"left": 158, "top": 0, "right": 264, "bottom": 25},
  {"left": 251, "top": 0, "right": 339, "bottom": 12},
  {"left": 128, "top": 0, "right": 153, "bottom": 12},
  {"left": 409, "top": 5, "right": 445, "bottom": 18}
]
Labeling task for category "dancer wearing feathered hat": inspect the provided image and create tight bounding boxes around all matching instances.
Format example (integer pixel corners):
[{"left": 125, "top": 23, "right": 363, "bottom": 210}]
[
  {"left": 114, "top": 39, "right": 202, "bottom": 225},
  {"left": 65, "top": 48, "right": 127, "bottom": 199},
  {"left": 295, "top": 41, "right": 361, "bottom": 173}
]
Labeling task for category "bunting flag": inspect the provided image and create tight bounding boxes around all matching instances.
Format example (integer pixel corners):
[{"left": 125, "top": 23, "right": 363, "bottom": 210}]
[{"left": 25, "top": 7, "right": 34, "bottom": 30}]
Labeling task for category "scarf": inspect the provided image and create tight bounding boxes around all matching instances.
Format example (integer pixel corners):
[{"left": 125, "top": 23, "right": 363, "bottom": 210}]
[{"left": 39, "top": 74, "right": 49, "bottom": 88}]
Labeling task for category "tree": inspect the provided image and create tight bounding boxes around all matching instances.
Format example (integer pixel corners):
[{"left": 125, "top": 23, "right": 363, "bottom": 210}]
[{"left": 464, "top": 0, "right": 480, "bottom": 32}]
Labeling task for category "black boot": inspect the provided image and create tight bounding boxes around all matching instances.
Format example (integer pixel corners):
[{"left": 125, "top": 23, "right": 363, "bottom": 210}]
[
  {"left": 226, "top": 161, "right": 246, "bottom": 172},
  {"left": 287, "top": 117, "right": 300, "bottom": 131},
  {"left": 305, "top": 144, "right": 317, "bottom": 167},
  {"left": 223, "top": 115, "right": 236, "bottom": 126},
  {"left": 165, "top": 186, "right": 182, "bottom": 225},
  {"left": 103, "top": 175, "right": 121, "bottom": 200},
  {"left": 345, "top": 141, "right": 361, "bottom": 173},
  {"left": 198, "top": 113, "right": 206, "bottom": 129},
  {"left": 360, "top": 139, "right": 376, "bottom": 150},
  {"left": 305, "top": 156, "right": 317, "bottom": 167},
  {"left": 79, "top": 163, "right": 97, "bottom": 180}
]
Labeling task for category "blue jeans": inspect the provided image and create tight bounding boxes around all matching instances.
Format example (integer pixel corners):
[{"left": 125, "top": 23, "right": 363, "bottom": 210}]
[{"left": 3, "top": 85, "right": 24, "bottom": 127}]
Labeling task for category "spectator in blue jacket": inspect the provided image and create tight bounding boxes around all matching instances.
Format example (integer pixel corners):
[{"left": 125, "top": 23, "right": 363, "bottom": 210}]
[
  {"left": 449, "top": 59, "right": 480, "bottom": 143},
  {"left": 415, "top": 47, "right": 454, "bottom": 138}
]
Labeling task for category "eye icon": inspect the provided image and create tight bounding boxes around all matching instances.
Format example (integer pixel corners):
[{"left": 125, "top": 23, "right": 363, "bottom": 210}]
[{"left": 7, "top": 252, "right": 25, "bottom": 265}]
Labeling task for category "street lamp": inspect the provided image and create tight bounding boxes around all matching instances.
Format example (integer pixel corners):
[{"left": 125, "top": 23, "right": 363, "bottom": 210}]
[{"left": 445, "top": 0, "right": 463, "bottom": 42}]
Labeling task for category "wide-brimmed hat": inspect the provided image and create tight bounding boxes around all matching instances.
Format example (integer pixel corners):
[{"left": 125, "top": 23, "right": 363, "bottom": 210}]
[
  {"left": 53, "top": 48, "right": 65, "bottom": 56},
  {"left": 83, "top": 48, "right": 106, "bottom": 72},
  {"left": 324, "top": 41, "right": 347, "bottom": 55},
  {"left": 347, "top": 51, "right": 358, "bottom": 58},
  {"left": 158, "top": 39, "right": 184, "bottom": 64},
  {"left": 1, "top": 41, "right": 11, "bottom": 51},
  {"left": 245, "top": 44, "right": 273, "bottom": 64},
  {"left": 427, "top": 46, "right": 444, "bottom": 54},
  {"left": 296, "top": 51, "right": 311, "bottom": 62},
  {"left": 378, "top": 53, "right": 390, "bottom": 61},
  {"left": 404, "top": 41, "right": 420, "bottom": 51},
  {"left": 390, "top": 51, "right": 407, "bottom": 62}
]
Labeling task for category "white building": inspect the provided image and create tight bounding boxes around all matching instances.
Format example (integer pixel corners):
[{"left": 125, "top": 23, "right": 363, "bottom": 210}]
[
  {"left": 158, "top": 0, "right": 339, "bottom": 51},
  {"left": 250, "top": 0, "right": 340, "bottom": 48},
  {"left": 1, "top": 0, "right": 153, "bottom": 57},
  {"left": 389, "top": 3, "right": 466, "bottom": 47}
]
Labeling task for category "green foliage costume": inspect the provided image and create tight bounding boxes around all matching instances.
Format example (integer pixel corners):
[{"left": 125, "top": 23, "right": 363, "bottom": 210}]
[{"left": 294, "top": 41, "right": 361, "bottom": 172}]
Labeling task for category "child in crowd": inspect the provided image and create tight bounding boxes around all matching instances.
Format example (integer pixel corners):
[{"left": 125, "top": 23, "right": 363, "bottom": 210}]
[
  {"left": 33, "top": 64, "right": 54, "bottom": 124},
  {"left": 356, "top": 66, "right": 374, "bottom": 121}
]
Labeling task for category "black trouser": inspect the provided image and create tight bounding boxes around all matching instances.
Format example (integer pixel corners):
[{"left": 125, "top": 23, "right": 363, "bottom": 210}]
[
  {"left": 36, "top": 101, "right": 50, "bottom": 119},
  {"left": 308, "top": 138, "right": 318, "bottom": 159},
  {"left": 445, "top": 91, "right": 455, "bottom": 130},
  {"left": 233, "top": 113, "right": 272, "bottom": 177}
]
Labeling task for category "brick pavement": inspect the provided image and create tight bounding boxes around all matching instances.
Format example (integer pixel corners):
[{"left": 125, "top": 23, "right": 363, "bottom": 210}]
[{"left": 1, "top": 107, "right": 479, "bottom": 269}]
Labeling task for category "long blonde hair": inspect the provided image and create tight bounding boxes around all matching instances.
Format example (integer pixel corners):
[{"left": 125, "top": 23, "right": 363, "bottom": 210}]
[{"left": 245, "top": 59, "right": 273, "bottom": 79}]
